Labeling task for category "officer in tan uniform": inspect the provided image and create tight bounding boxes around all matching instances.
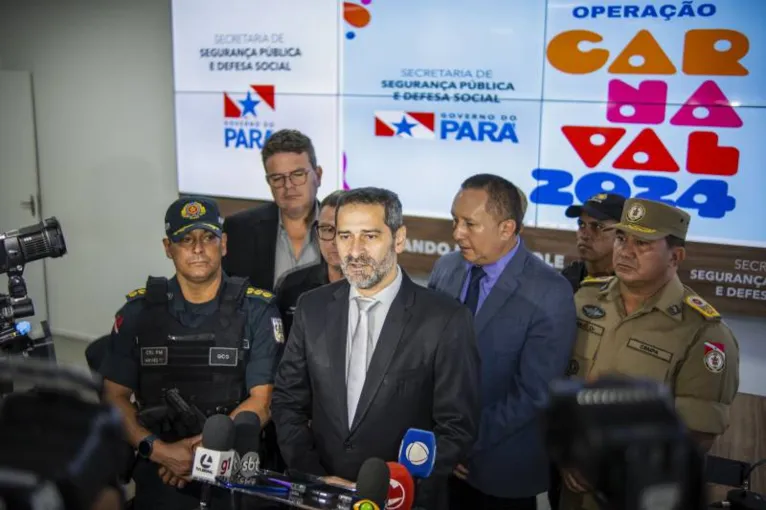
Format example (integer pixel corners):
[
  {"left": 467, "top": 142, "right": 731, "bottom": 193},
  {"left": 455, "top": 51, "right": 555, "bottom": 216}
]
[{"left": 560, "top": 197, "right": 740, "bottom": 510}]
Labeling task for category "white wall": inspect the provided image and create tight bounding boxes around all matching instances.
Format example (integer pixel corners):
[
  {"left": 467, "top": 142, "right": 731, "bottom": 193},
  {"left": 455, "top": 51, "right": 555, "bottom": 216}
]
[
  {"left": 0, "top": 0, "right": 178, "bottom": 340},
  {"left": 1, "top": 0, "right": 764, "bottom": 397}
]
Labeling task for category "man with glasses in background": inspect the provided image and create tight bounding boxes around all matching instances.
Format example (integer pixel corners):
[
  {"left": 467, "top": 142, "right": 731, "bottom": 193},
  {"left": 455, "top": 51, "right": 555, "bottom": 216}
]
[
  {"left": 275, "top": 189, "right": 346, "bottom": 340},
  {"left": 223, "top": 129, "right": 324, "bottom": 292}
]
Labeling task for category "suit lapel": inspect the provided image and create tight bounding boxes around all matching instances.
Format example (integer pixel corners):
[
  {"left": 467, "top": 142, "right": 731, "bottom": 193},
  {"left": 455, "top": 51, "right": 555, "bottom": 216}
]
[
  {"left": 445, "top": 255, "right": 468, "bottom": 300},
  {"left": 474, "top": 245, "right": 528, "bottom": 335},
  {"left": 256, "top": 203, "right": 279, "bottom": 290},
  {"left": 326, "top": 283, "right": 351, "bottom": 431},
  {"left": 349, "top": 276, "right": 415, "bottom": 433}
]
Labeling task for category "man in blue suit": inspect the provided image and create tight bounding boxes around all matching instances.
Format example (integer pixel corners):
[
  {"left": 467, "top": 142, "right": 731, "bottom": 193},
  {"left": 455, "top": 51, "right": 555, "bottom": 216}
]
[{"left": 428, "top": 174, "right": 577, "bottom": 510}]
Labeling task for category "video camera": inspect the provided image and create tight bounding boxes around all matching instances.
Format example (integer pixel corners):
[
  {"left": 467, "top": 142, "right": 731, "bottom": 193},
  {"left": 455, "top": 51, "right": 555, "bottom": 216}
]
[
  {"left": 544, "top": 376, "right": 766, "bottom": 510},
  {"left": 545, "top": 376, "right": 706, "bottom": 510},
  {"left": 0, "top": 217, "right": 67, "bottom": 359},
  {"left": 0, "top": 357, "right": 129, "bottom": 510}
]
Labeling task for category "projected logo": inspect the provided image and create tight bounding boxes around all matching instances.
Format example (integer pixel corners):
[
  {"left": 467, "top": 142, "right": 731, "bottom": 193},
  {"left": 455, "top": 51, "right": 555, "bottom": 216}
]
[
  {"left": 344, "top": 1, "right": 373, "bottom": 40},
  {"left": 533, "top": 26, "right": 748, "bottom": 220},
  {"left": 223, "top": 85, "right": 276, "bottom": 150},
  {"left": 374, "top": 110, "right": 519, "bottom": 144}
]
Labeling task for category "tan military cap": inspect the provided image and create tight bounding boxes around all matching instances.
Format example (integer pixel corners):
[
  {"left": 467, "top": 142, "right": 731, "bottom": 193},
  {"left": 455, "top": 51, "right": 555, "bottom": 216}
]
[{"left": 614, "top": 198, "right": 690, "bottom": 241}]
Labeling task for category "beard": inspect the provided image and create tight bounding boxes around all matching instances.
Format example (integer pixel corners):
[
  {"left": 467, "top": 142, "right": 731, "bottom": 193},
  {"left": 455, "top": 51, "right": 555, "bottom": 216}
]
[{"left": 341, "top": 246, "right": 396, "bottom": 290}]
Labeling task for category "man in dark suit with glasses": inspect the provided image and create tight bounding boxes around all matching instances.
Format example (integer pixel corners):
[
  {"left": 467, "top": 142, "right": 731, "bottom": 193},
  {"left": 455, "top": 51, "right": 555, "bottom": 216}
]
[{"left": 223, "top": 129, "right": 325, "bottom": 292}]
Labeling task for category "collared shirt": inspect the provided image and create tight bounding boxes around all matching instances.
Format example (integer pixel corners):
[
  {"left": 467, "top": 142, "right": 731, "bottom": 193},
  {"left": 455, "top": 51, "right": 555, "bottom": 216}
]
[
  {"left": 273, "top": 203, "right": 321, "bottom": 288},
  {"left": 459, "top": 239, "right": 521, "bottom": 313},
  {"left": 346, "top": 265, "right": 403, "bottom": 378}
]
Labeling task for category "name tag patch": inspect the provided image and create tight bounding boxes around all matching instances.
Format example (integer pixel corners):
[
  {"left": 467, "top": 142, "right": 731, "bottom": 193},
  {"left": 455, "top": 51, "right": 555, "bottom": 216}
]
[
  {"left": 627, "top": 339, "right": 673, "bottom": 363},
  {"left": 140, "top": 347, "right": 168, "bottom": 366},
  {"left": 209, "top": 347, "right": 238, "bottom": 367},
  {"left": 577, "top": 319, "right": 604, "bottom": 337}
]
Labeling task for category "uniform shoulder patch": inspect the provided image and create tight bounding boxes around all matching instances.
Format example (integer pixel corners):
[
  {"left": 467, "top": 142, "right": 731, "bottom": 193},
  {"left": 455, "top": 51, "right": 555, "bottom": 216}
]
[
  {"left": 245, "top": 286, "right": 273, "bottom": 301},
  {"left": 580, "top": 275, "right": 614, "bottom": 286},
  {"left": 125, "top": 288, "right": 146, "bottom": 301},
  {"left": 684, "top": 294, "right": 720, "bottom": 320}
]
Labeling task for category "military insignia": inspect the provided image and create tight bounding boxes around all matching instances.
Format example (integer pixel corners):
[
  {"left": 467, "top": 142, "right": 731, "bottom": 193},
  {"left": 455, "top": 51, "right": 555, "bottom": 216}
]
[
  {"left": 566, "top": 359, "right": 580, "bottom": 376},
  {"left": 112, "top": 315, "right": 124, "bottom": 334},
  {"left": 590, "top": 193, "right": 607, "bottom": 202},
  {"left": 684, "top": 295, "right": 720, "bottom": 319},
  {"left": 626, "top": 202, "right": 646, "bottom": 222},
  {"left": 125, "top": 288, "right": 146, "bottom": 301},
  {"left": 581, "top": 275, "right": 613, "bottom": 286},
  {"left": 582, "top": 305, "right": 606, "bottom": 319},
  {"left": 667, "top": 304, "right": 682, "bottom": 316},
  {"left": 271, "top": 317, "right": 285, "bottom": 344},
  {"left": 246, "top": 287, "right": 273, "bottom": 301},
  {"left": 180, "top": 201, "right": 206, "bottom": 220},
  {"left": 703, "top": 342, "right": 726, "bottom": 373}
]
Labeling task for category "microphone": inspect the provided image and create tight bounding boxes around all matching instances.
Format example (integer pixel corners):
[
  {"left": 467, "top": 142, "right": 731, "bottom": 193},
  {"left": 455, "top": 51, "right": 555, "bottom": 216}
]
[
  {"left": 353, "top": 500, "right": 381, "bottom": 510},
  {"left": 398, "top": 429, "right": 436, "bottom": 479},
  {"left": 385, "top": 462, "right": 414, "bottom": 510},
  {"left": 356, "top": 458, "right": 390, "bottom": 509},
  {"left": 192, "top": 414, "right": 236, "bottom": 485},
  {"left": 232, "top": 411, "right": 262, "bottom": 479}
]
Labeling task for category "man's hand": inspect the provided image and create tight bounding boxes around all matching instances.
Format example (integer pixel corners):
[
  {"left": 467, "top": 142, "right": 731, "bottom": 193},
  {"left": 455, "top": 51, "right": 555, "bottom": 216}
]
[
  {"left": 321, "top": 476, "right": 355, "bottom": 490},
  {"left": 152, "top": 436, "right": 200, "bottom": 484},
  {"left": 158, "top": 466, "right": 189, "bottom": 489},
  {"left": 561, "top": 469, "right": 591, "bottom": 493},
  {"left": 453, "top": 464, "right": 469, "bottom": 480}
]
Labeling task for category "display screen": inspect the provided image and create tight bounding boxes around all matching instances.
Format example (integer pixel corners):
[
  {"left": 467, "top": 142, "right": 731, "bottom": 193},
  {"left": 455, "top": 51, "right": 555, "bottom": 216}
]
[{"left": 171, "top": 0, "right": 766, "bottom": 248}]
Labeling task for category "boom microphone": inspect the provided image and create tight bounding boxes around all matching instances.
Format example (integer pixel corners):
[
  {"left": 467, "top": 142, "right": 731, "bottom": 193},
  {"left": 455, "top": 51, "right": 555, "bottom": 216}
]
[
  {"left": 398, "top": 429, "right": 436, "bottom": 479},
  {"left": 356, "top": 458, "right": 390, "bottom": 509},
  {"left": 385, "top": 462, "right": 414, "bottom": 510}
]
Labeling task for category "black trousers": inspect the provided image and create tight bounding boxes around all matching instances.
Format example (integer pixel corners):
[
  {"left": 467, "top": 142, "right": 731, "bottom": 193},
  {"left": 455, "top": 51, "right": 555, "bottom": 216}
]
[{"left": 448, "top": 476, "right": 537, "bottom": 510}]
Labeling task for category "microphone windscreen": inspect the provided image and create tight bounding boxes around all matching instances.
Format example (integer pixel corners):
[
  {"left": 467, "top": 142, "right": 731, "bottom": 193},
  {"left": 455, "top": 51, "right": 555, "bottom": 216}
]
[
  {"left": 398, "top": 428, "right": 436, "bottom": 478},
  {"left": 356, "top": 458, "right": 390, "bottom": 507},
  {"left": 201, "top": 413, "right": 235, "bottom": 450},
  {"left": 386, "top": 462, "right": 415, "bottom": 510},
  {"left": 233, "top": 411, "right": 262, "bottom": 456}
]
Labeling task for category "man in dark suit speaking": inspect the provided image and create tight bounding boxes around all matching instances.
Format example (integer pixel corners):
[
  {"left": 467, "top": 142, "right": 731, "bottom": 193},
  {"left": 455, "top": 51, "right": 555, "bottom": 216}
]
[{"left": 272, "top": 187, "right": 481, "bottom": 508}]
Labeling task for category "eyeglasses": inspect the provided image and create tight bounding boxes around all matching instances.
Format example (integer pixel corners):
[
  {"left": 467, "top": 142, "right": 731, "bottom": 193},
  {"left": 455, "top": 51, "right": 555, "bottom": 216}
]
[
  {"left": 266, "top": 169, "right": 310, "bottom": 188},
  {"left": 577, "top": 219, "right": 615, "bottom": 235},
  {"left": 317, "top": 225, "right": 336, "bottom": 241}
]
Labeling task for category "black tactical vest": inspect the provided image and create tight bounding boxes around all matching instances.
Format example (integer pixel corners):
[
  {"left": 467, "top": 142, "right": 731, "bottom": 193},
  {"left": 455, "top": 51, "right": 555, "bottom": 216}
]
[{"left": 134, "top": 276, "right": 249, "bottom": 416}]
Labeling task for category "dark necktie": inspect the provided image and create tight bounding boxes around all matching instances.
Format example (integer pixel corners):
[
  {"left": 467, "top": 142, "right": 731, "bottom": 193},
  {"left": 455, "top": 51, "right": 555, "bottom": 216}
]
[{"left": 463, "top": 265, "right": 486, "bottom": 315}]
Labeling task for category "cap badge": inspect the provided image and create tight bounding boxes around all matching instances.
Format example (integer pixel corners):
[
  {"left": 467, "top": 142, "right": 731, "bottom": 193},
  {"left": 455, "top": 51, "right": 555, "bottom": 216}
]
[
  {"left": 590, "top": 193, "right": 607, "bottom": 203},
  {"left": 181, "top": 202, "right": 206, "bottom": 220},
  {"left": 626, "top": 202, "right": 646, "bottom": 223}
]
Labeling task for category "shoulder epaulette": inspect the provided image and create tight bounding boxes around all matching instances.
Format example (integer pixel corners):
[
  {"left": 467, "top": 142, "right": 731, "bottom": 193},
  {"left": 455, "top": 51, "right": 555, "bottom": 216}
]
[
  {"left": 580, "top": 275, "right": 614, "bottom": 286},
  {"left": 125, "top": 288, "right": 146, "bottom": 301},
  {"left": 684, "top": 294, "right": 720, "bottom": 320},
  {"left": 245, "top": 286, "right": 274, "bottom": 302}
]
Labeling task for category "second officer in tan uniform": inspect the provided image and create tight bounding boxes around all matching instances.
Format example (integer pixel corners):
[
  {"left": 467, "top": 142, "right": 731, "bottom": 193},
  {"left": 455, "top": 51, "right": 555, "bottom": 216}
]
[{"left": 560, "top": 197, "right": 740, "bottom": 509}]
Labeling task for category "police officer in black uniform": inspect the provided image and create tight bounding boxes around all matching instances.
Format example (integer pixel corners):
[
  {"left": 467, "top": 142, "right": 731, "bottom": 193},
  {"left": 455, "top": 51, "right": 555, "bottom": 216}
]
[
  {"left": 100, "top": 197, "right": 284, "bottom": 510},
  {"left": 560, "top": 193, "right": 625, "bottom": 292}
]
